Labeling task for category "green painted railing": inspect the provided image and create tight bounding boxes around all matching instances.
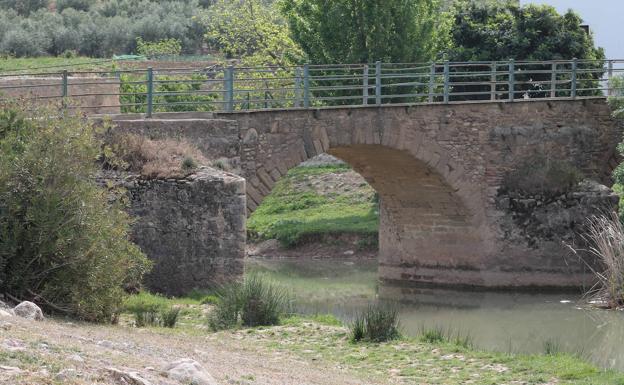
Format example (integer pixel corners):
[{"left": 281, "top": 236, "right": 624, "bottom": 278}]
[{"left": 0, "top": 59, "right": 622, "bottom": 117}]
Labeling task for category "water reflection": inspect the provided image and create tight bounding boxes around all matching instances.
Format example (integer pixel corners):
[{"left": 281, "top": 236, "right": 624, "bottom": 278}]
[{"left": 246, "top": 257, "right": 624, "bottom": 370}]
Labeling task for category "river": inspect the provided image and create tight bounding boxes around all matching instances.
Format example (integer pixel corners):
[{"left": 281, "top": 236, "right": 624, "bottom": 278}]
[{"left": 247, "top": 257, "right": 624, "bottom": 371}]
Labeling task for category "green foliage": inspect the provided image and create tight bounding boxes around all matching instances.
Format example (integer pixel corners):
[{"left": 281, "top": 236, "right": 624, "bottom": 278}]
[
  {"left": 449, "top": 1, "right": 604, "bottom": 62},
  {"left": 502, "top": 155, "right": 582, "bottom": 197},
  {"left": 247, "top": 165, "right": 378, "bottom": 248},
  {"left": 200, "top": 294, "right": 220, "bottom": 305},
  {"left": 0, "top": 0, "right": 47, "bottom": 16},
  {"left": 0, "top": 0, "right": 207, "bottom": 57},
  {"left": 350, "top": 303, "right": 401, "bottom": 343},
  {"left": 119, "top": 73, "right": 217, "bottom": 113},
  {"left": 123, "top": 292, "right": 181, "bottom": 328},
  {"left": 56, "top": 0, "right": 91, "bottom": 12},
  {"left": 280, "top": 0, "right": 451, "bottom": 64},
  {"left": 0, "top": 104, "right": 151, "bottom": 322},
  {"left": 160, "top": 306, "right": 181, "bottom": 328},
  {"left": 201, "top": 0, "right": 302, "bottom": 67},
  {"left": 208, "top": 274, "right": 292, "bottom": 330},
  {"left": 447, "top": 0, "right": 605, "bottom": 100},
  {"left": 136, "top": 37, "right": 182, "bottom": 58}
]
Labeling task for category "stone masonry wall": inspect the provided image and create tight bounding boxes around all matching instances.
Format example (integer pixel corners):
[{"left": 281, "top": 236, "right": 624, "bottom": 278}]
[{"left": 122, "top": 168, "right": 246, "bottom": 296}]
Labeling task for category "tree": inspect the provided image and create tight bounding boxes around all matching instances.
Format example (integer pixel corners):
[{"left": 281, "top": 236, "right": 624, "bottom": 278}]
[
  {"left": 446, "top": 1, "right": 605, "bottom": 100},
  {"left": 201, "top": 0, "right": 302, "bottom": 67},
  {"left": 279, "top": 0, "right": 451, "bottom": 64},
  {"left": 448, "top": 0, "right": 604, "bottom": 62},
  {"left": 0, "top": 0, "right": 47, "bottom": 16}
]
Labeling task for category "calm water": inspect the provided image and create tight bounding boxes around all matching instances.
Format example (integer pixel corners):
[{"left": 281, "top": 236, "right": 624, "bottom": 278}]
[{"left": 247, "top": 257, "right": 624, "bottom": 371}]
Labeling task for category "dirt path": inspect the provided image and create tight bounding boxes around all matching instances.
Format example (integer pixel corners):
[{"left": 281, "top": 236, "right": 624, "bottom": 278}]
[{"left": 0, "top": 315, "right": 379, "bottom": 385}]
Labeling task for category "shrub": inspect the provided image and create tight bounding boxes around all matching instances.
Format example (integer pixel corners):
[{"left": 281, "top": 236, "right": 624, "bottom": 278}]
[
  {"left": 208, "top": 274, "right": 292, "bottom": 330},
  {"left": 0, "top": 104, "right": 151, "bottom": 322},
  {"left": 123, "top": 292, "right": 180, "bottom": 328},
  {"left": 0, "top": 0, "right": 47, "bottom": 16},
  {"left": 350, "top": 304, "right": 401, "bottom": 343},
  {"left": 160, "top": 306, "right": 180, "bottom": 328},
  {"left": 136, "top": 37, "right": 182, "bottom": 57}
]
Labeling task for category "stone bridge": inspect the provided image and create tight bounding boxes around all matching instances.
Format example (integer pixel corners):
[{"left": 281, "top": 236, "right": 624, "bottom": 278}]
[{"left": 108, "top": 99, "right": 622, "bottom": 291}]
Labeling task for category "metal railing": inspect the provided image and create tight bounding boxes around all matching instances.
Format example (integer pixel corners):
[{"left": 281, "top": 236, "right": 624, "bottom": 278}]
[{"left": 0, "top": 59, "right": 622, "bottom": 117}]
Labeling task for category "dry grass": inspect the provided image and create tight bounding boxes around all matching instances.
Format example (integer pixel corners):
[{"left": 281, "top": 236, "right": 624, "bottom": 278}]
[
  {"left": 109, "top": 134, "right": 208, "bottom": 179},
  {"left": 570, "top": 214, "right": 624, "bottom": 308}
]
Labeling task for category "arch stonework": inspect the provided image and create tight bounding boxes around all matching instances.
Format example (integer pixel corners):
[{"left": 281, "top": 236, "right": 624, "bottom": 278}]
[{"left": 215, "top": 99, "right": 622, "bottom": 289}]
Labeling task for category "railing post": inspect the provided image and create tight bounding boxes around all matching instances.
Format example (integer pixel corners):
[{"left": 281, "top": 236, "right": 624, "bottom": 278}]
[
  {"left": 550, "top": 62, "right": 557, "bottom": 98},
  {"left": 363, "top": 64, "right": 369, "bottom": 105},
  {"left": 62, "top": 70, "right": 68, "bottom": 98},
  {"left": 571, "top": 58, "right": 578, "bottom": 99},
  {"left": 303, "top": 63, "right": 310, "bottom": 108},
  {"left": 443, "top": 60, "right": 450, "bottom": 103},
  {"left": 294, "top": 67, "right": 302, "bottom": 108},
  {"left": 61, "top": 69, "right": 68, "bottom": 109},
  {"left": 490, "top": 62, "right": 496, "bottom": 101},
  {"left": 508, "top": 59, "right": 515, "bottom": 102},
  {"left": 224, "top": 65, "right": 234, "bottom": 112},
  {"left": 428, "top": 63, "right": 436, "bottom": 103},
  {"left": 146, "top": 67, "right": 154, "bottom": 118},
  {"left": 608, "top": 60, "right": 614, "bottom": 97},
  {"left": 375, "top": 61, "right": 382, "bottom": 105}
]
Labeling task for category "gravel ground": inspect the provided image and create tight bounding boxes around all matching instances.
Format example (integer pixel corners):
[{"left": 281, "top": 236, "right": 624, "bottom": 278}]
[{"left": 0, "top": 314, "right": 378, "bottom": 385}]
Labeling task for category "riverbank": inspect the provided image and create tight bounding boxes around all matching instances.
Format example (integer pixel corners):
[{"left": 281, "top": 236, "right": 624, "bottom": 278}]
[{"left": 1, "top": 307, "right": 623, "bottom": 385}]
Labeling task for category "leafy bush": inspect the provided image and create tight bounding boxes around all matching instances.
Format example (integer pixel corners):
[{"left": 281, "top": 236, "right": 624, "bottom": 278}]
[
  {"left": 0, "top": 104, "right": 151, "bottom": 322},
  {"left": 350, "top": 304, "right": 401, "bottom": 343},
  {"left": 160, "top": 306, "right": 180, "bottom": 328},
  {"left": 119, "top": 73, "right": 217, "bottom": 113},
  {"left": 136, "top": 37, "right": 182, "bottom": 57},
  {"left": 208, "top": 274, "right": 292, "bottom": 330}
]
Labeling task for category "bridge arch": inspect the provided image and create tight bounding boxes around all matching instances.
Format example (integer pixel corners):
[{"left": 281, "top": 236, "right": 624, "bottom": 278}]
[{"left": 218, "top": 100, "right": 619, "bottom": 288}]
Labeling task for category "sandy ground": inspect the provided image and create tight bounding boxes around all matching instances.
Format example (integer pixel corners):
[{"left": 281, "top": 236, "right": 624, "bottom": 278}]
[{"left": 0, "top": 314, "right": 379, "bottom": 385}]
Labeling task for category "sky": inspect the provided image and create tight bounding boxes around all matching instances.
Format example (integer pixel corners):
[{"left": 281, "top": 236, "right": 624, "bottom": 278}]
[{"left": 520, "top": 0, "right": 622, "bottom": 59}]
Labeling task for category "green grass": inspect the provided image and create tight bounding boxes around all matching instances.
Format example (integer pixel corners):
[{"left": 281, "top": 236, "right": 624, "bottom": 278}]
[
  {"left": 0, "top": 56, "right": 117, "bottom": 73},
  {"left": 247, "top": 164, "right": 378, "bottom": 247},
  {"left": 225, "top": 318, "right": 624, "bottom": 385}
]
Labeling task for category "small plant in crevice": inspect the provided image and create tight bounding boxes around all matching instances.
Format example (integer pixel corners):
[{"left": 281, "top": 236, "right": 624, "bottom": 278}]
[
  {"left": 350, "top": 303, "right": 401, "bottom": 343},
  {"left": 208, "top": 274, "right": 292, "bottom": 331}
]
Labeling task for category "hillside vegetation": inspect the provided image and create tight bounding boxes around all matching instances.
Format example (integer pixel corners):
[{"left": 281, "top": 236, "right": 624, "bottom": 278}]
[{"left": 247, "top": 164, "right": 379, "bottom": 248}]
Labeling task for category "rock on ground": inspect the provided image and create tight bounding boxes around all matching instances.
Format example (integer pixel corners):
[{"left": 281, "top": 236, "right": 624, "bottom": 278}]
[
  {"left": 107, "top": 367, "right": 152, "bottom": 385},
  {"left": 13, "top": 301, "right": 44, "bottom": 321},
  {"left": 164, "top": 359, "right": 218, "bottom": 385}
]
